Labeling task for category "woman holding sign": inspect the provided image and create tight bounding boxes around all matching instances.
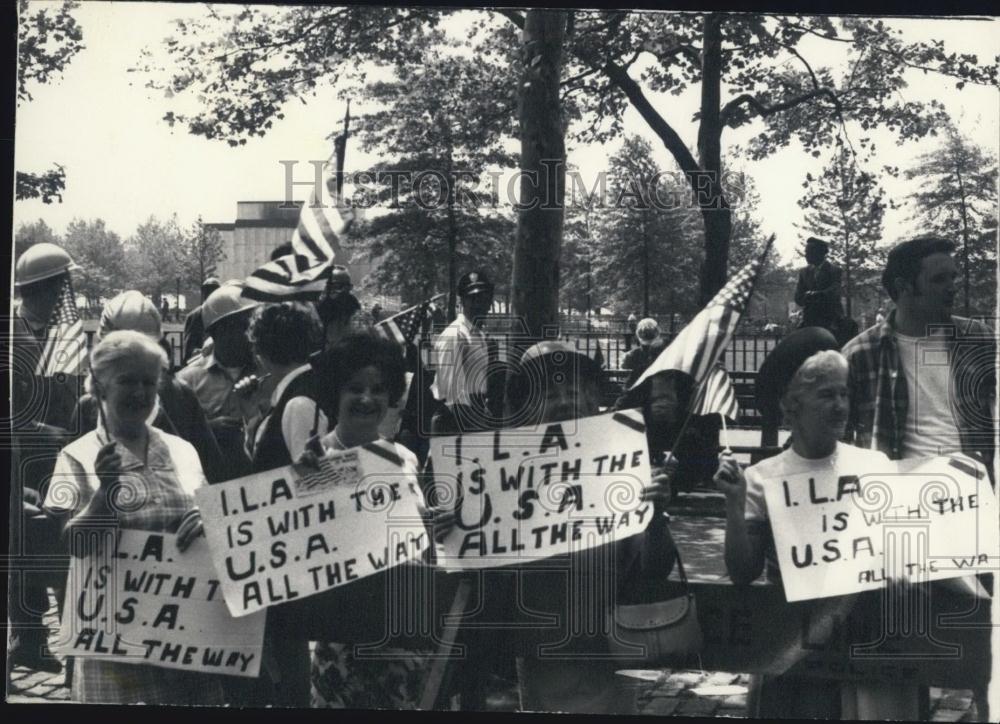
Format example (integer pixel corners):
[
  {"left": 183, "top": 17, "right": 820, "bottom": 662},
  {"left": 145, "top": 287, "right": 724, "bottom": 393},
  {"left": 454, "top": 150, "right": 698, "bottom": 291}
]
[
  {"left": 301, "top": 332, "right": 436, "bottom": 709},
  {"left": 43, "top": 331, "right": 224, "bottom": 704},
  {"left": 714, "top": 328, "right": 911, "bottom": 719}
]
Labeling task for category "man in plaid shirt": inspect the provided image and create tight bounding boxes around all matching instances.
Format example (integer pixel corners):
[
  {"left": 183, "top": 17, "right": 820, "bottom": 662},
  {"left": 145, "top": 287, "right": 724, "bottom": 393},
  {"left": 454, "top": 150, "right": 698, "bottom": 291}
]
[
  {"left": 843, "top": 237, "right": 995, "bottom": 469},
  {"left": 842, "top": 236, "right": 995, "bottom": 721}
]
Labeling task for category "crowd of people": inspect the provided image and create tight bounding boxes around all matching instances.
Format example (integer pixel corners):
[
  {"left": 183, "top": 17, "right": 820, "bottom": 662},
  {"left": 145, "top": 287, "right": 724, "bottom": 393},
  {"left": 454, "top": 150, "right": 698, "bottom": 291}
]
[{"left": 8, "top": 233, "right": 994, "bottom": 716}]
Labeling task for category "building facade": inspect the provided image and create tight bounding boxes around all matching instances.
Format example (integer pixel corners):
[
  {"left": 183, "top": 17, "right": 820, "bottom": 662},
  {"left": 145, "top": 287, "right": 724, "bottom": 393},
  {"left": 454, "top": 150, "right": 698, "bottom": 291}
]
[{"left": 208, "top": 200, "right": 375, "bottom": 288}]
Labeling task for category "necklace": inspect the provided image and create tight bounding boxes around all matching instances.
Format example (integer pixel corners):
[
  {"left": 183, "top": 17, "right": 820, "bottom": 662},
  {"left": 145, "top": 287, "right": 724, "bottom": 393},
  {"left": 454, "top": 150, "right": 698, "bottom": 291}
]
[{"left": 331, "top": 426, "right": 348, "bottom": 451}]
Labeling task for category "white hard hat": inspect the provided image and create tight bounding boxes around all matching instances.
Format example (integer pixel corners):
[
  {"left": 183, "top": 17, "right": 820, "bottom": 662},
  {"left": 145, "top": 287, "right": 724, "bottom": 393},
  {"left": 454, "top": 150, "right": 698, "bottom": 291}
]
[
  {"left": 15, "top": 243, "right": 79, "bottom": 287},
  {"left": 202, "top": 283, "right": 259, "bottom": 330},
  {"left": 99, "top": 291, "right": 161, "bottom": 341}
]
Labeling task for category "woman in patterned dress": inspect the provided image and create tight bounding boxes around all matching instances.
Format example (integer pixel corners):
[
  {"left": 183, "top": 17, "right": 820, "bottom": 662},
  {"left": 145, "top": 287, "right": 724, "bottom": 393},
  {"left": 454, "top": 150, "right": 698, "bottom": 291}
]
[
  {"left": 301, "top": 332, "right": 446, "bottom": 709},
  {"left": 44, "top": 330, "right": 224, "bottom": 704}
]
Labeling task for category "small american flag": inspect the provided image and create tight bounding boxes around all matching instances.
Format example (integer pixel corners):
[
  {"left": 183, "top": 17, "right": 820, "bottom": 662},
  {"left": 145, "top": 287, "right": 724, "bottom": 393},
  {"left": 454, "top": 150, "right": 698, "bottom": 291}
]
[
  {"left": 631, "top": 234, "right": 774, "bottom": 392},
  {"left": 35, "top": 275, "right": 85, "bottom": 377},
  {"left": 692, "top": 364, "right": 740, "bottom": 421},
  {"left": 290, "top": 155, "right": 355, "bottom": 265},
  {"left": 243, "top": 253, "right": 334, "bottom": 302},
  {"left": 375, "top": 294, "right": 445, "bottom": 348}
]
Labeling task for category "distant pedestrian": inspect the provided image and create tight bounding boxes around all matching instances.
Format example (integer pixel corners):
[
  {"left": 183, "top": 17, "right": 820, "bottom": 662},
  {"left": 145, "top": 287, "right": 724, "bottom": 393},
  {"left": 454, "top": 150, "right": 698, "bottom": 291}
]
[
  {"left": 625, "top": 311, "right": 638, "bottom": 351},
  {"left": 621, "top": 317, "right": 666, "bottom": 387},
  {"left": 160, "top": 296, "right": 170, "bottom": 322},
  {"left": 794, "top": 236, "right": 844, "bottom": 338}
]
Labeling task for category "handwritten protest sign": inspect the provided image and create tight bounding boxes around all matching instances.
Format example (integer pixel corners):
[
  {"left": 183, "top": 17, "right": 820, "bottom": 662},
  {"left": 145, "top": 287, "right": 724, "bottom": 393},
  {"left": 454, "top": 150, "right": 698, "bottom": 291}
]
[
  {"left": 196, "top": 440, "right": 429, "bottom": 617},
  {"left": 765, "top": 454, "right": 998, "bottom": 602},
  {"left": 53, "top": 530, "right": 265, "bottom": 677},
  {"left": 432, "top": 409, "right": 653, "bottom": 568}
]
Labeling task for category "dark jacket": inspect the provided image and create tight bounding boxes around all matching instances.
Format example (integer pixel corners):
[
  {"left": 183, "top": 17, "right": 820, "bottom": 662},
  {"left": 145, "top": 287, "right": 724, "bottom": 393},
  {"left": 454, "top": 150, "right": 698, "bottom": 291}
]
[{"left": 794, "top": 260, "right": 844, "bottom": 329}]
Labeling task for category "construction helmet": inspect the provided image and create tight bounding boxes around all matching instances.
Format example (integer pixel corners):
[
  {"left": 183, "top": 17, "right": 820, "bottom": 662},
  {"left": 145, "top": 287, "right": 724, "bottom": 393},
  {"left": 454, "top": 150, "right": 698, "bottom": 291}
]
[
  {"left": 15, "top": 243, "right": 79, "bottom": 288},
  {"left": 99, "top": 290, "right": 161, "bottom": 340},
  {"left": 202, "top": 283, "right": 259, "bottom": 331}
]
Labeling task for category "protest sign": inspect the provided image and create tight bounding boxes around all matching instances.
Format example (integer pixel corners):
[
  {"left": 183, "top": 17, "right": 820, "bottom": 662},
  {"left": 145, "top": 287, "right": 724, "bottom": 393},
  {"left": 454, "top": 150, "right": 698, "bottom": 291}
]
[
  {"left": 432, "top": 409, "right": 653, "bottom": 568},
  {"left": 196, "top": 440, "right": 429, "bottom": 617},
  {"left": 764, "top": 454, "right": 998, "bottom": 602},
  {"left": 53, "top": 530, "right": 265, "bottom": 677}
]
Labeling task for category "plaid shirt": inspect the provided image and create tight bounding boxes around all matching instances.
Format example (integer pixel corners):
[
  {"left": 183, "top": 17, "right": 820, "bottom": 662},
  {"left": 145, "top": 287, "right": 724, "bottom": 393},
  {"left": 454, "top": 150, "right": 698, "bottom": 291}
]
[{"left": 843, "top": 311, "right": 996, "bottom": 464}]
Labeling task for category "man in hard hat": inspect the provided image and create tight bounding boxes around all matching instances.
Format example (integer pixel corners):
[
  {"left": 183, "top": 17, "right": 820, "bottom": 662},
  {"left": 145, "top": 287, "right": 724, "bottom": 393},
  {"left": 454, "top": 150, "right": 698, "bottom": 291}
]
[
  {"left": 10, "top": 242, "right": 83, "bottom": 674},
  {"left": 177, "top": 282, "right": 262, "bottom": 479},
  {"left": 182, "top": 276, "right": 221, "bottom": 363},
  {"left": 430, "top": 270, "right": 496, "bottom": 434}
]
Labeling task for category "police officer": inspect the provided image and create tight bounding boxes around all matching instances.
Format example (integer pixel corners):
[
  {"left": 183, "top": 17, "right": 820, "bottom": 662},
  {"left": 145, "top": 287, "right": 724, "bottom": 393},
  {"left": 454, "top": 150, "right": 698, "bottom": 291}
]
[
  {"left": 10, "top": 242, "right": 82, "bottom": 674},
  {"left": 430, "top": 271, "right": 496, "bottom": 434}
]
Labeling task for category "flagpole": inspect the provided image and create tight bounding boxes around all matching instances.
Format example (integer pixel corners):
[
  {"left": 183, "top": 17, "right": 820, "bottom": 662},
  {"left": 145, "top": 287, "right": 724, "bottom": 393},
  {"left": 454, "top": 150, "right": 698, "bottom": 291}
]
[{"left": 659, "top": 234, "right": 775, "bottom": 471}]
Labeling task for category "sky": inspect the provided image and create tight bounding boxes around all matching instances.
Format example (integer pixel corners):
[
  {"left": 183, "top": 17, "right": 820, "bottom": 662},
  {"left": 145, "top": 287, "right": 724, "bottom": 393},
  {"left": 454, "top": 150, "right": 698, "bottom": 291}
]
[{"left": 13, "top": 3, "right": 1000, "bottom": 267}]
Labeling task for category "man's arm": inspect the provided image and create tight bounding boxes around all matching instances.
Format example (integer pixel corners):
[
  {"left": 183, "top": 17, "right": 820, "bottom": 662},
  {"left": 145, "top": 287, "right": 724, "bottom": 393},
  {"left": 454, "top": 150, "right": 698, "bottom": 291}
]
[{"left": 793, "top": 268, "right": 809, "bottom": 307}]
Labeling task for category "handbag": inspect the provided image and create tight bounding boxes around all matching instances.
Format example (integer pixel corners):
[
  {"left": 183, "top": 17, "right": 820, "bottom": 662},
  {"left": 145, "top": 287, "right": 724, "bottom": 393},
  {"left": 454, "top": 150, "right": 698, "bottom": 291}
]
[{"left": 608, "top": 547, "right": 703, "bottom": 665}]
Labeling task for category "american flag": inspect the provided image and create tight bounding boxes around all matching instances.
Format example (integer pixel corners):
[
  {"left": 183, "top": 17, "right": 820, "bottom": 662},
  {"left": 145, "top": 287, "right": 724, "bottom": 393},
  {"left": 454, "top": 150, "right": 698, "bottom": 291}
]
[
  {"left": 35, "top": 275, "right": 85, "bottom": 377},
  {"left": 375, "top": 294, "right": 445, "bottom": 347},
  {"left": 290, "top": 156, "right": 355, "bottom": 265},
  {"left": 242, "top": 253, "right": 334, "bottom": 302},
  {"left": 630, "top": 234, "right": 775, "bottom": 392},
  {"left": 692, "top": 364, "right": 740, "bottom": 421}
]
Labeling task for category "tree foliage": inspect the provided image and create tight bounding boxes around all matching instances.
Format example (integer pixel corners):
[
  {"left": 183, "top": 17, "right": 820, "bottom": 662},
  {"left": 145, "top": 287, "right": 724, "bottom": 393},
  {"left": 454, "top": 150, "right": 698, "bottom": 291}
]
[
  {"left": 124, "top": 215, "right": 186, "bottom": 305},
  {"left": 905, "top": 124, "right": 998, "bottom": 316},
  {"left": 17, "top": 0, "right": 84, "bottom": 203},
  {"left": 137, "top": 5, "right": 444, "bottom": 146},
  {"left": 176, "top": 216, "right": 227, "bottom": 301},
  {"left": 14, "top": 218, "right": 60, "bottom": 262},
  {"left": 586, "top": 136, "right": 702, "bottom": 319},
  {"left": 346, "top": 49, "right": 517, "bottom": 309},
  {"left": 529, "top": 11, "right": 996, "bottom": 300},
  {"left": 797, "top": 142, "right": 888, "bottom": 318},
  {"left": 62, "top": 218, "right": 127, "bottom": 309},
  {"left": 138, "top": 8, "right": 997, "bottom": 306}
]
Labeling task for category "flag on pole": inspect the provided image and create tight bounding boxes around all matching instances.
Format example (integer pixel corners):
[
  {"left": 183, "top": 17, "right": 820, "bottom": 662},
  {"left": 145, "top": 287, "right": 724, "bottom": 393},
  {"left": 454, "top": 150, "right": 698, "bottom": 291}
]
[
  {"left": 35, "top": 276, "right": 85, "bottom": 377},
  {"left": 242, "top": 253, "right": 334, "bottom": 302},
  {"left": 290, "top": 154, "right": 355, "bottom": 265},
  {"left": 375, "top": 294, "right": 445, "bottom": 347},
  {"left": 630, "top": 234, "right": 775, "bottom": 391},
  {"left": 692, "top": 364, "right": 740, "bottom": 421}
]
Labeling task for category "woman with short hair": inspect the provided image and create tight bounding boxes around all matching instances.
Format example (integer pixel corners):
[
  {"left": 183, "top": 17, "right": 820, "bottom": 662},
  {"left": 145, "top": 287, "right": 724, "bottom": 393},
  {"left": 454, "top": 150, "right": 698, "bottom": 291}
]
[
  {"left": 303, "top": 332, "right": 430, "bottom": 709},
  {"left": 71, "top": 291, "right": 226, "bottom": 483},
  {"left": 715, "top": 329, "right": 903, "bottom": 719},
  {"left": 247, "top": 302, "right": 328, "bottom": 470},
  {"left": 43, "top": 330, "right": 223, "bottom": 704}
]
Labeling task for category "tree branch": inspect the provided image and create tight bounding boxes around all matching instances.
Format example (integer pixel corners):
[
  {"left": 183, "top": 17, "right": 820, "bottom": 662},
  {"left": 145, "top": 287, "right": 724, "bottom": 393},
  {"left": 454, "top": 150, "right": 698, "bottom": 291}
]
[
  {"left": 720, "top": 87, "right": 841, "bottom": 126},
  {"left": 599, "top": 58, "right": 700, "bottom": 176},
  {"left": 497, "top": 9, "right": 524, "bottom": 29}
]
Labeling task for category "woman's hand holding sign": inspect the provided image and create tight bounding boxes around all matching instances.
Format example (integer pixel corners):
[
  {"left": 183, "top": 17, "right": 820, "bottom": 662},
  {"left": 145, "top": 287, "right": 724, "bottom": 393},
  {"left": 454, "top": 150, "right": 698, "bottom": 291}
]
[{"left": 642, "top": 457, "right": 677, "bottom": 507}]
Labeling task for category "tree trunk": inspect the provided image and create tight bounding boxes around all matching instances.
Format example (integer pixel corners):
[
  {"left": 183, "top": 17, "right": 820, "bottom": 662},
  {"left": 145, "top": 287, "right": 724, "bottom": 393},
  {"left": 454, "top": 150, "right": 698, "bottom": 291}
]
[
  {"left": 444, "top": 145, "right": 459, "bottom": 321},
  {"left": 695, "top": 13, "right": 732, "bottom": 306},
  {"left": 642, "top": 215, "right": 650, "bottom": 317},
  {"left": 510, "top": 10, "right": 567, "bottom": 344},
  {"left": 956, "top": 167, "right": 971, "bottom": 316}
]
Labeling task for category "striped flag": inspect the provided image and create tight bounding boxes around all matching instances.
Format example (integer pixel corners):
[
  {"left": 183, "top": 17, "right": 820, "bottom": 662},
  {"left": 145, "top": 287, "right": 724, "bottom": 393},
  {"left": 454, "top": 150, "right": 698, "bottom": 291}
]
[
  {"left": 375, "top": 294, "right": 445, "bottom": 347},
  {"left": 630, "top": 234, "right": 774, "bottom": 392},
  {"left": 243, "top": 253, "right": 334, "bottom": 302},
  {"left": 35, "top": 275, "right": 85, "bottom": 377},
  {"left": 290, "top": 158, "right": 355, "bottom": 264},
  {"left": 692, "top": 364, "right": 740, "bottom": 421}
]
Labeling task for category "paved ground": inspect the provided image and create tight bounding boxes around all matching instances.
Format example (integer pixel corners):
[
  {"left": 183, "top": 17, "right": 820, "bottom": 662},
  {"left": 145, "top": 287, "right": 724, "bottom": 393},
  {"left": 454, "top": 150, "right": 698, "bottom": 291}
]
[{"left": 6, "top": 487, "right": 986, "bottom": 717}]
